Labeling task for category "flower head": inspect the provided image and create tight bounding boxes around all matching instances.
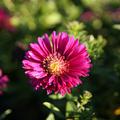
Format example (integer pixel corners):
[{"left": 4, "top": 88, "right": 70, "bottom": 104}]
[
  {"left": 80, "top": 11, "right": 96, "bottom": 22},
  {"left": 0, "top": 8, "right": 15, "bottom": 32},
  {"left": 22, "top": 32, "right": 91, "bottom": 95},
  {"left": 0, "top": 69, "right": 9, "bottom": 95}
]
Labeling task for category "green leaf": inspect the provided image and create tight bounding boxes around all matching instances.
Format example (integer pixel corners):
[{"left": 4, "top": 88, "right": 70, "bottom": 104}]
[
  {"left": 43, "top": 102, "right": 60, "bottom": 112},
  {"left": 0, "top": 109, "right": 12, "bottom": 120},
  {"left": 113, "top": 24, "right": 120, "bottom": 30},
  {"left": 49, "top": 94, "right": 65, "bottom": 100},
  {"left": 46, "top": 113, "right": 55, "bottom": 120}
]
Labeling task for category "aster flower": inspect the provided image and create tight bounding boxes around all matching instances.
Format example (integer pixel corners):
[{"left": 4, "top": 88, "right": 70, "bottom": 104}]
[
  {"left": 0, "top": 69, "right": 9, "bottom": 95},
  {"left": 22, "top": 32, "right": 91, "bottom": 95},
  {"left": 0, "top": 8, "right": 15, "bottom": 32}
]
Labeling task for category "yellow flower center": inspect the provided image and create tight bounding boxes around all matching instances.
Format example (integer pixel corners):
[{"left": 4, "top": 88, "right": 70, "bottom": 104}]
[
  {"left": 49, "top": 59, "right": 65, "bottom": 75},
  {"left": 43, "top": 54, "right": 68, "bottom": 76}
]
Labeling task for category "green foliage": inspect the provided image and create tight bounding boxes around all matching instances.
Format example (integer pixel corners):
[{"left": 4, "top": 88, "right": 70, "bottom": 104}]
[
  {"left": 46, "top": 113, "right": 55, "bottom": 120},
  {"left": 43, "top": 102, "right": 60, "bottom": 112},
  {"left": 66, "top": 21, "right": 106, "bottom": 59},
  {"left": 66, "top": 91, "right": 93, "bottom": 120},
  {"left": 0, "top": 109, "right": 12, "bottom": 120}
]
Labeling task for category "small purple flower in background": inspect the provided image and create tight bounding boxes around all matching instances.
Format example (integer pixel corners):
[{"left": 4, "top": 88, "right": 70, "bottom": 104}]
[
  {"left": 80, "top": 11, "right": 96, "bottom": 22},
  {"left": 0, "top": 8, "right": 15, "bottom": 32},
  {"left": 22, "top": 32, "right": 91, "bottom": 95},
  {"left": 108, "top": 8, "right": 120, "bottom": 22},
  {"left": 0, "top": 69, "right": 9, "bottom": 95}
]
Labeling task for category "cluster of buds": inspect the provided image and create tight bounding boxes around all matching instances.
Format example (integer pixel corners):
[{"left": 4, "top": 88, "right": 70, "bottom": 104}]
[{"left": 77, "top": 91, "right": 92, "bottom": 112}]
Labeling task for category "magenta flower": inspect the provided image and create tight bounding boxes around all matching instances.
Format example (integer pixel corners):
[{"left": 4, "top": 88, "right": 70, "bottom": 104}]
[
  {"left": 0, "top": 69, "right": 9, "bottom": 95},
  {"left": 80, "top": 11, "right": 96, "bottom": 22},
  {"left": 22, "top": 32, "right": 91, "bottom": 95},
  {"left": 0, "top": 8, "right": 15, "bottom": 32}
]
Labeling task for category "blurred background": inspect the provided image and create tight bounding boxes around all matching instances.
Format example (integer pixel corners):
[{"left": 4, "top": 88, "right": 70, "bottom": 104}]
[{"left": 0, "top": 0, "right": 120, "bottom": 120}]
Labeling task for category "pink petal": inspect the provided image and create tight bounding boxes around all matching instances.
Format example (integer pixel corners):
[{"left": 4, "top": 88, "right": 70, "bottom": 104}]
[
  {"left": 25, "top": 71, "right": 47, "bottom": 79},
  {"left": 57, "top": 32, "right": 69, "bottom": 54},
  {"left": 26, "top": 51, "right": 41, "bottom": 62},
  {"left": 29, "top": 43, "right": 46, "bottom": 58},
  {"left": 22, "top": 60, "right": 41, "bottom": 70},
  {"left": 64, "top": 36, "right": 75, "bottom": 55},
  {"left": 51, "top": 31, "right": 57, "bottom": 52},
  {"left": 38, "top": 36, "right": 51, "bottom": 55},
  {"left": 48, "top": 75, "right": 55, "bottom": 84},
  {"left": 43, "top": 34, "right": 52, "bottom": 52},
  {"left": 1, "top": 75, "right": 9, "bottom": 82}
]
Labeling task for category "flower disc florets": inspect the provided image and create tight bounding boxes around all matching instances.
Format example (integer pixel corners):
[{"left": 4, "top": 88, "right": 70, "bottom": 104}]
[{"left": 43, "top": 53, "right": 68, "bottom": 76}]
